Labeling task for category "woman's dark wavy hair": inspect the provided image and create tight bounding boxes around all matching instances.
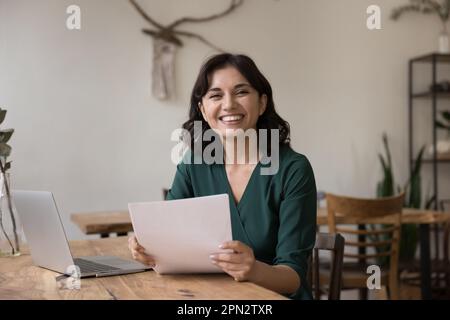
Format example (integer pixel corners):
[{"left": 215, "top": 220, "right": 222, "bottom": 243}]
[{"left": 182, "top": 53, "right": 290, "bottom": 152}]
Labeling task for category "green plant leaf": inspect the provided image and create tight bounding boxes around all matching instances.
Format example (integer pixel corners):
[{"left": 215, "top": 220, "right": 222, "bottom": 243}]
[
  {"left": 378, "top": 153, "right": 388, "bottom": 172},
  {"left": 382, "top": 133, "right": 393, "bottom": 168},
  {"left": 377, "top": 181, "right": 383, "bottom": 198},
  {"left": 377, "top": 134, "right": 395, "bottom": 197},
  {"left": 409, "top": 174, "right": 422, "bottom": 208},
  {"left": 0, "top": 129, "right": 14, "bottom": 143},
  {"left": 384, "top": 134, "right": 395, "bottom": 191},
  {"left": 407, "top": 145, "right": 426, "bottom": 208},
  {"left": 442, "top": 110, "right": 450, "bottom": 122},
  {"left": 412, "top": 145, "right": 426, "bottom": 176},
  {"left": 0, "top": 110, "right": 6, "bottom": 125},
  {"left": 374, "top": 133, "right": 425, "bottom": 263},
  {"left": 385, "top": 171, "right": 395, "bottom": 196},
  {"left": 436, "top": 120, "right": 450, "bottom": 130},
  {"left": 378, "top": 168, "right": 394, "bottom": 197},
  {"left": 391, "top": 0, "right": 448, "bottom": 22},
  {"left": 391, "top": 4, "right": 421, "bottom": 20},
  {"left": 0, "top": 143, "right": 11, "bottom": 158},
  {"left": 399, "top": 224, "right": 418, "bottom": 262}
]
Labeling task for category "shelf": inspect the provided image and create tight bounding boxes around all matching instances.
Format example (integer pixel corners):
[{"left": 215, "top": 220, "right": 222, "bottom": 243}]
[
  {"left": 409, "top": 53, "right": 450, "bottom": 211},
  {"left": 412, "top": 91, "right": 450, "bottom": 99},
  {"left": 410, "top": 53, "right": 450, "bottom": 64},
  {"left": 423, "top": 158, "right": 450, "bottom": 163},
  {"left": 411, "top": 156, "right": 450, "bottom": 163}
]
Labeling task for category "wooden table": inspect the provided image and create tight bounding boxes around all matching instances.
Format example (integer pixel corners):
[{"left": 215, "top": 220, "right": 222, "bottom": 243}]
[
  {"left": 71, "top": 207, "right": 450, "bottom": 300},
  {"left": 71, "top": 211, "right": 132, "bottom": 238},
  {"left": 72, "top": 208, "right": 450, "bottom": 236},
  {"left": 316, "top": 207, "right": 450, "bottom": 224},
  {"left": 0, "top": 237, "right": 287, "bottom": 300}
]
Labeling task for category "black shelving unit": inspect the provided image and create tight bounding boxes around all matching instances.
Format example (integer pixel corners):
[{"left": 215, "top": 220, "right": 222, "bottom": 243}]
[
  {"left": 409, "top": 53, "right": 450, "bottom": 209},
  {"left": 408, "top": 53, "right": 450, "bottom": 300}
]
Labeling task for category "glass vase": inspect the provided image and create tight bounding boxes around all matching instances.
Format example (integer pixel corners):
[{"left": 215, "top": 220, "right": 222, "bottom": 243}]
[{"left": 0, "top": 172, "right": 22, "bottom": 257}]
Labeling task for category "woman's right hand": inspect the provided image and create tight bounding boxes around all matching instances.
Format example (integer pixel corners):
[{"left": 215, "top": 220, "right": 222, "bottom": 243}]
[{"left": 128, "top": 235, "right": 155, "bottom": 267}]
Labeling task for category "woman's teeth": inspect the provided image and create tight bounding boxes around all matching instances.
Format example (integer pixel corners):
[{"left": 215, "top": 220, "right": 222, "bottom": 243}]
[{"left": 220, "top": 115, "right": 243, "bottom": 122}]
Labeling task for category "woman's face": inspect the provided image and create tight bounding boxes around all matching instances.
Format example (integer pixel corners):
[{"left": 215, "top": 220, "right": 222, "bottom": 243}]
[{"left": 199, "top": 66, "right": 267, "bottom": 138}]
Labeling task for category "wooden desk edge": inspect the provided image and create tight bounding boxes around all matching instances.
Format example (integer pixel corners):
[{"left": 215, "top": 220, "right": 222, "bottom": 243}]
[{"left": 0, "top": 237, "right": 287, "bottom": 300}]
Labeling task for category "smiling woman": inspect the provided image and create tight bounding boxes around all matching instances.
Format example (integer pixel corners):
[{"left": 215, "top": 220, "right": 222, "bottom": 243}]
[
  {"left": 199, "top": 67, "right": 267, "bottom": 135},
  {"left": 184, "top": 54, "right": 290, "bottom": 153},
  {"left": 128, "top": 53, "right": 317, "bottom": 300}
]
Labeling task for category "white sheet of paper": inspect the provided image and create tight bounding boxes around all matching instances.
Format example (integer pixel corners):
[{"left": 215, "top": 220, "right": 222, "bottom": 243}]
[{"left": 128, "top": 194, "right": 232, "bottom": 274}]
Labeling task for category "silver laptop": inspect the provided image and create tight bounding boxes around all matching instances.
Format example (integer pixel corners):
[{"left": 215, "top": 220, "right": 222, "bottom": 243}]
[{"left": 12, "top": 190, "right": 151, "bottom": 278}]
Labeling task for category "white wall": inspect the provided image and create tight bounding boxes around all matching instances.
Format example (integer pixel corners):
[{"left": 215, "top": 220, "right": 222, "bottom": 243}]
[{"left": 1, "top": 0, "right": 449, "bottom": 240}]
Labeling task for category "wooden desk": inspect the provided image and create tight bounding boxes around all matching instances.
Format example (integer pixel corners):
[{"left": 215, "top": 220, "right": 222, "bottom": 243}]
[
  {"left": 72, "top": 208, "right": 450, "bottom": 236},
  {"left": 71, "top": 211, "right": 132, "bottom": 238},
  {"left": 71, "top": 207, "right": 450, "bottom": 300},
  {"left": 0, "top": 237, "right": 287, "bottom": 300}
]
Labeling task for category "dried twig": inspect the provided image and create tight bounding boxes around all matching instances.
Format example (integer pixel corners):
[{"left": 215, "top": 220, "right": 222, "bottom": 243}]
[
  {"left": 168, "top": 0, "right": 244, "bottom": 29},
  {"left": 129, "top": 0, "right": 164, "bottom": 29},
  {"left": 174, "top": 30, "right": 225, "bottom": 52},
  {"left": 129, "top": 0, "right": 245, "bottom": 50}
]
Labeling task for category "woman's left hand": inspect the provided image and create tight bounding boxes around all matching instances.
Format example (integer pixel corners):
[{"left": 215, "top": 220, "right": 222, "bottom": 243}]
[{"left": 210, "top": 241, "right": 256, "bottom": 282}]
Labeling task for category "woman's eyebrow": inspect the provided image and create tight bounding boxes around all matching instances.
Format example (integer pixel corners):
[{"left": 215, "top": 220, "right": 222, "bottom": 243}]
[
  {"left": 234, "top": 83, "right": 251, "bottom": 89},
  {"left": 207, "top": 87, "right": 222, "bottom": 93},
  {"left": 207, "top": 83, "right": 251, "bottom": 93}
]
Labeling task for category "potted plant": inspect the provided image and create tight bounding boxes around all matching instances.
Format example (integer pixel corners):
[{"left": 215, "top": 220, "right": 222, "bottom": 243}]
[
  {"left": 374, "top": 133, "right": 433, "bottom": 265},
  {"left": 391, "top": 0, "right": 450, "bottom": 53},
  {"left": 0, "top": 107, "right": 20, "bottom": 256}
]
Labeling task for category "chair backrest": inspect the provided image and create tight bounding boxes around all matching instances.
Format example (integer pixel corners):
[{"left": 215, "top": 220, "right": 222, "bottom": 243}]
[
  {"left": 326, "top": 193, "right": 404, "bottom": 299},
  {"left": 310, "top": 232, "right": 345, "bottom": 300}
]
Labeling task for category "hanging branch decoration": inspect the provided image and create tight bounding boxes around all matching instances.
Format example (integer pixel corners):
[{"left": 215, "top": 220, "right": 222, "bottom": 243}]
[{"left": 129, "top": 0, "right": 245, "bottom": 100}]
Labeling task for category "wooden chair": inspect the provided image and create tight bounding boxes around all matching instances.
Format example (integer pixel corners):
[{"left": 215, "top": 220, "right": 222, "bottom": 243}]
[
  {"left": 309, "top": 233, "right": 345, "bottom": 300},
  {"left": 323, "top": 193, "right": 404, "bottom": 300}
]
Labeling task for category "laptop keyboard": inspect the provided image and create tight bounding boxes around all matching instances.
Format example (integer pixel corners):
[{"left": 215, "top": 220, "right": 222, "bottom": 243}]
[{"left": 73, "top": 258, "right": 121, "bottom": 274}]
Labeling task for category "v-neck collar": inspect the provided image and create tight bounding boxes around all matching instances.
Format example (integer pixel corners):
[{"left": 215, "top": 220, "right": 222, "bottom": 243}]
[{"left": 219, "top": 162, "right": 261, "bottom": 210}]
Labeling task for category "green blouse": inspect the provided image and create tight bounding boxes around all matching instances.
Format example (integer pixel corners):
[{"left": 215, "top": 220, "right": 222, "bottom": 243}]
[{"left": 166, "top": 144, "right": 317, "bottom": 300}]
